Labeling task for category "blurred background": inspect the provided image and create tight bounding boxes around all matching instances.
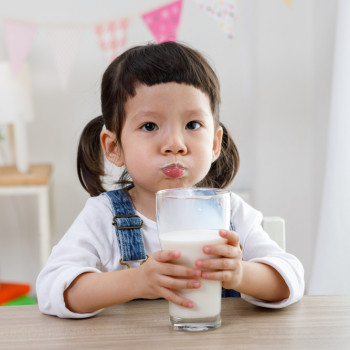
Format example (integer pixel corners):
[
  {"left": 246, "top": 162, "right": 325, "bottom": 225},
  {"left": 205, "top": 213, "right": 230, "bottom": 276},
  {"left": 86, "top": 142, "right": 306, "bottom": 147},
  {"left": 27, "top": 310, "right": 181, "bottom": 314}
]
[{"left": 0, "top": 0, "right": 348, "bottom": 297}]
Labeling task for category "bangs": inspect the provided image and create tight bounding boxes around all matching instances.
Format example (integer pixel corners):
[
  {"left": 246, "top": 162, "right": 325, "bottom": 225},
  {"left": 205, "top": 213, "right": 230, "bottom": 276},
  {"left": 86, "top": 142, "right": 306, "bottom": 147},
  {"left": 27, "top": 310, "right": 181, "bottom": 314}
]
[{"left": 117, "top": 42, "right": 220, "bottom": 114}]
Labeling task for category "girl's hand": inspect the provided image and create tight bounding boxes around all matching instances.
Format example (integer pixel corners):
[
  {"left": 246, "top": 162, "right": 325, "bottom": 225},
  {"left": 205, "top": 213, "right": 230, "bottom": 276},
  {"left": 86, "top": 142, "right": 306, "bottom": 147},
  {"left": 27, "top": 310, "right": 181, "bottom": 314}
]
[
  {"left": 195, "top": 229, "right": 243, "bottom": 290},
  {"left": 135, "top": 250, "right": 202, "bottom": 308}
]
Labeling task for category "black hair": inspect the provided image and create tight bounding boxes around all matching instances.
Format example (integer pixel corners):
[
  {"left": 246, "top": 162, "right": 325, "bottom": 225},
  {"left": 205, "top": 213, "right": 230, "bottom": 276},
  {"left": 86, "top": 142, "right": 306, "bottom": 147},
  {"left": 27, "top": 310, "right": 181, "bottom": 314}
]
[{"left": 77, "top": 41, "right": 239, "bottom": 196}]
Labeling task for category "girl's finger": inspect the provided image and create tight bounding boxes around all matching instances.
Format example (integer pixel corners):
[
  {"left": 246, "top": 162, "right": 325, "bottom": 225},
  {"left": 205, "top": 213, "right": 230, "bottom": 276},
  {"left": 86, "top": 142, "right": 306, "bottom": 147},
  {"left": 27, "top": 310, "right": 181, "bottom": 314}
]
[
  {"left": 196, "top": 258, "right": 237, "bottom": 271},
  {"left": 201, "top": 270, "right": 233, "bottom": 282},
  {"left": 161, "top": 288, "right": 194, "bottom": 308},
  {"left": 219, "top": 229, "right": 240, "bottom": 246},
  {"left": 161, "top": 262, "right": 202, "bottom": 278},
  {"left": 202, "top": 243, "right": 241, "bottom": 259},
  {"left": 160, "top": 275, "right": 201, "bottom": 291},
  {"left": 152, "top": 249, "right": 181, "bottom": 262},
  {"left": 149, "top": 251, "right": 201, "bottom": 277}
]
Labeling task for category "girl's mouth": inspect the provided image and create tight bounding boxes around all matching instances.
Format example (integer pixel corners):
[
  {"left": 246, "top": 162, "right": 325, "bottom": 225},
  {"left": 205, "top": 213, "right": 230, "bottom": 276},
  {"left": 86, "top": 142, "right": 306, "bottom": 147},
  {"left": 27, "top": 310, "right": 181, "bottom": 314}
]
[{"left": 161, "top": 163, "right": 186, "bottom": 178}]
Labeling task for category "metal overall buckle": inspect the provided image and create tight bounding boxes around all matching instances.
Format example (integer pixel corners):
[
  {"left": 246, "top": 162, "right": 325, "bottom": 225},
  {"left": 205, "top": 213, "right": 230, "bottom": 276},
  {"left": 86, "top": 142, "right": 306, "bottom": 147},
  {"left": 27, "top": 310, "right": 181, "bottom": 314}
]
[
  {"left": 113, "top": 214, "right": 148, "bottom": 268},
  {"left": 112, "top": 214, "right": 143, "bottom": 230},
  {"left": 119, "top": 255, "right": 149, "bottom": 269}
]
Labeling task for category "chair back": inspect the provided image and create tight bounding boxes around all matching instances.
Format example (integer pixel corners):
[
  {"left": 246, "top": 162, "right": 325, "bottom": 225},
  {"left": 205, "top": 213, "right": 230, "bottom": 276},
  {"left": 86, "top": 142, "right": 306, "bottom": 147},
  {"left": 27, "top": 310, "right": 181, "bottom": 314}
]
[{"left": 262, "top": 217, "right": 286, "bottom": 250}]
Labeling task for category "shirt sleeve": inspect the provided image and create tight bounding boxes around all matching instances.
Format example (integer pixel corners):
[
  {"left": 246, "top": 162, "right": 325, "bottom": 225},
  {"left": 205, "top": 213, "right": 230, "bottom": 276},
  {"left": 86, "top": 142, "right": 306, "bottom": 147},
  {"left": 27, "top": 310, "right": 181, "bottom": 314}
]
[
  {"left": 36, "top": 195, "right": 116, "bottom": 318},
  {"left": 230, "top": 193, "right": 305, "bottom": 308}
]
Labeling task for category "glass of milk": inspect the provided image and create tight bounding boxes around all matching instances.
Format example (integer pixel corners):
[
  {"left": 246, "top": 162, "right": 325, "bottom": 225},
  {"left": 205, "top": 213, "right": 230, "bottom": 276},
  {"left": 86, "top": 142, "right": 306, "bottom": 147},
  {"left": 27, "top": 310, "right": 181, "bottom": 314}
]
[{"left": 156, "top": 188, "right": 231, "bottom": 331}]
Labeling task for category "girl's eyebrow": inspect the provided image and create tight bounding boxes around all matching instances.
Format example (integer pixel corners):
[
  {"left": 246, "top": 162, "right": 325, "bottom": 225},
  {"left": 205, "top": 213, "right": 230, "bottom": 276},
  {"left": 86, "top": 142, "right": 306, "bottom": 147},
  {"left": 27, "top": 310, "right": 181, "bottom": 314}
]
[
  {"left": 129, "top": 110, "right": 161, "bottom": 121},
  {"left": 183, "top": 108, "right": 211, "bottom": 117}
]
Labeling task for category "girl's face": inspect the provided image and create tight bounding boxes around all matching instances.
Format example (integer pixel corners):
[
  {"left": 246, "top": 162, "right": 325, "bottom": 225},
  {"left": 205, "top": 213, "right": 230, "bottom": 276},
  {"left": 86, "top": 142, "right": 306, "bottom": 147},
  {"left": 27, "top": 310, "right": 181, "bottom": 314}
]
[{"left": 103, "top": 82, "right": 222, "bottom": 201}]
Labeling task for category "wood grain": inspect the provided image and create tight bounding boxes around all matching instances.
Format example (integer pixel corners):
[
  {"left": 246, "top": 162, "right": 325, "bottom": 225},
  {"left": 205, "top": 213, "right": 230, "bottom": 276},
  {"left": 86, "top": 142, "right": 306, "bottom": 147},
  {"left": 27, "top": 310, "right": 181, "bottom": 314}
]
[
  {"left": 0, "top": 296, "right": 349, "bottom": 349},
  {"left": 0, "top": 164, "right": 52, "bottom": 186}
]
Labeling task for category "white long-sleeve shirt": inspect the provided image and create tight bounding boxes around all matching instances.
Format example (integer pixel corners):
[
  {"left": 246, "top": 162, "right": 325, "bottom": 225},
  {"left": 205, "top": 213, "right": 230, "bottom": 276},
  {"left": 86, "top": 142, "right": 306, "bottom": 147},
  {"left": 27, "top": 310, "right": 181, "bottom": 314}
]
[{"left": 36, "top": 192, "right": 305, "bottom": 318}]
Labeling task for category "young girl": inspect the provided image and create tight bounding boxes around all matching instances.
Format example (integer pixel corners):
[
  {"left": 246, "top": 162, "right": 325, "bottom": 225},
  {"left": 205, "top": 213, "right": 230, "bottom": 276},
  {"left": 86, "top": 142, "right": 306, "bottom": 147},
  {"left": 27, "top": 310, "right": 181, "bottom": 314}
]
[{"left": 36, "top": 41, "right": 304, "bottom": 318}]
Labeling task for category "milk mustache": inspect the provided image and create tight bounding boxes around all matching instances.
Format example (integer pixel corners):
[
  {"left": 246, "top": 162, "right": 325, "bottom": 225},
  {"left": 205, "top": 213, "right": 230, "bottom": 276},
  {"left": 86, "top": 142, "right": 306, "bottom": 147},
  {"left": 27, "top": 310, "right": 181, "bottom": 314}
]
[{"left": 160, "top": 229, "right": 226, "bottom": 319}]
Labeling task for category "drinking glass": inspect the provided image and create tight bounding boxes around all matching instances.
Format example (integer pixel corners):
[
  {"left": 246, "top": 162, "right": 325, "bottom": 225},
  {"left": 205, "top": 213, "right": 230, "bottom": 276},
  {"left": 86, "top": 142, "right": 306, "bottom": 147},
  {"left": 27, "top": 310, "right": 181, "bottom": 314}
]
[{"left": 156, "top": 188, "right": 231, "bottom": 331}]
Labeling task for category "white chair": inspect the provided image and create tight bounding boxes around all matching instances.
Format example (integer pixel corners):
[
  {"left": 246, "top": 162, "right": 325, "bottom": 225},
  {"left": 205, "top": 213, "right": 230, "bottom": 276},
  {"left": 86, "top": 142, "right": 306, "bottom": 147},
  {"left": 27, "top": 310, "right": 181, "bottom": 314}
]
[
  {"left": 0, "top": 164, "right": 53, "bottom": 268},
  {"left": 262, "top": 217, "right": 286, "bottom": 250}
]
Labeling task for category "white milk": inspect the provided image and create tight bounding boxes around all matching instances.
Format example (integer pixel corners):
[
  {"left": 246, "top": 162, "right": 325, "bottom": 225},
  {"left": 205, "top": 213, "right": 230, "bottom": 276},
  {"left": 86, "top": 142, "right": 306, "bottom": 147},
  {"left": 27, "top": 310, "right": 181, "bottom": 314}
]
[{"left": 159, "top": 229, "right": 226, "bottom": 319}]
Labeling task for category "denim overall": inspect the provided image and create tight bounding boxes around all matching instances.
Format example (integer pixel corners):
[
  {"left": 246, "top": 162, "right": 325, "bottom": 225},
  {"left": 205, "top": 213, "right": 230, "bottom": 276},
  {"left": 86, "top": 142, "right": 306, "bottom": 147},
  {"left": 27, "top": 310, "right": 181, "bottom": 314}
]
[{"left": 103, "top": 187, "right": 240, "bottom": 298}]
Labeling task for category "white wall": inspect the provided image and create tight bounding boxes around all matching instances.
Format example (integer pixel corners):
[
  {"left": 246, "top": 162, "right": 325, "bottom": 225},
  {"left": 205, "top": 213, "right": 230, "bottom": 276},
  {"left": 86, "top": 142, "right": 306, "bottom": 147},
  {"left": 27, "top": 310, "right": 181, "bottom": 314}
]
[
  {"left": 253, "top": 0, "right": 337, "bottom": 289},
  {"left": 0, "top": 0, "right": 337, "bottom": 294}
]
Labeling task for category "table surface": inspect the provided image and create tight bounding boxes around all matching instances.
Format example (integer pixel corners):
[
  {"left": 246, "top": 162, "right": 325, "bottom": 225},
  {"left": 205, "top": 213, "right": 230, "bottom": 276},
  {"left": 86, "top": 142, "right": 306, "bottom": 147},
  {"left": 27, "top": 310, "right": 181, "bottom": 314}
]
[
  {"left": 0, "top": 164, "right": 52, "bottom": 186},
  {"left": 0, "top": 295, "right": 349, "bottom": 350}
]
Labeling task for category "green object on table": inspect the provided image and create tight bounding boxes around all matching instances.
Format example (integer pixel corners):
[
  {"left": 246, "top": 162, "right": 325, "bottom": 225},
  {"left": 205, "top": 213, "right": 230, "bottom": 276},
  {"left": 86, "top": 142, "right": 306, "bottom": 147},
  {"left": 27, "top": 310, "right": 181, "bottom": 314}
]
[{"left": 2, "top": 295, "right": 37, "bottom": 306}]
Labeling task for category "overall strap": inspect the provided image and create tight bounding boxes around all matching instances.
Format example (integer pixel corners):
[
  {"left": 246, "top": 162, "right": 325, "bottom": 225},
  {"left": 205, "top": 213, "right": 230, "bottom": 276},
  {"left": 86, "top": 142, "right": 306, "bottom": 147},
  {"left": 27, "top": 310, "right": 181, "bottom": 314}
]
[{"left": 103, "top": 187, "right": 147, "bottom": 263}]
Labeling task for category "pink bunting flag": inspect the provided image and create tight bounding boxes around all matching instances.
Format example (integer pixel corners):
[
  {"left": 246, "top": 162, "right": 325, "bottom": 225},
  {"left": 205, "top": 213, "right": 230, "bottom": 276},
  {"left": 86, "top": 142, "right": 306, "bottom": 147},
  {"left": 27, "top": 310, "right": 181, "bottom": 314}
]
[
  {"left": 46, "top": 25, "right": 84, "bottom": 88},
  {"left": 197, "top": 0, "right": 237, "bottom": 39},
  {"left": 95, "top": 19, "right": 130, "bottom": 63},
  {"left": 2, "top": 21, "right": 37, "bottom": 76},
  {"left": 141, "top": 0, "right": 183, "bottom": 43}
]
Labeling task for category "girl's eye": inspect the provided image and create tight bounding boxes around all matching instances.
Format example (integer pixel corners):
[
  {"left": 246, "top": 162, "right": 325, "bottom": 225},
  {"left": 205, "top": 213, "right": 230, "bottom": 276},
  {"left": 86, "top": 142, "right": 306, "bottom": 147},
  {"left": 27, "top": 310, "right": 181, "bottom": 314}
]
[
  {"left": 186, "top": 121, "right": 201, "bottom": 130},
  {"left": 141, "top": 122, "right": 158, "bottom": 131}
]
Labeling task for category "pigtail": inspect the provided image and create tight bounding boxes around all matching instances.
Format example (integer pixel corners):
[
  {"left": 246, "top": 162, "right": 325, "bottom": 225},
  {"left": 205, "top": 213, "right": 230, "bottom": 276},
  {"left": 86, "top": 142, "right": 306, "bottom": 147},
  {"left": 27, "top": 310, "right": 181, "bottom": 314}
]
[
  {"left": 75, "top": 42, "right": 239, "bottom": 192},
  {"left": 77, "top": 116, "right": 106, "bottom": 196},
  {"left": 198, "top": 122, "right": 239, "bottom": 189}
]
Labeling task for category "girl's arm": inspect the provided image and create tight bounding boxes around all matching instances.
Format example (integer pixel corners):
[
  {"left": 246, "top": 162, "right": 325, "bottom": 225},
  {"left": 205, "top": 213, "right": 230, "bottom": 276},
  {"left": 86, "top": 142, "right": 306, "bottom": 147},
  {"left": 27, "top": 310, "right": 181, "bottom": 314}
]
[
  {"left": 64, "top": 249, "right": 202, "bottom": 314},
  {"left": 196, "top": 229, "right": 290, "bottom": 302},
  {"left": 231, "top": 261, "right": 290, "bottom": 302}
]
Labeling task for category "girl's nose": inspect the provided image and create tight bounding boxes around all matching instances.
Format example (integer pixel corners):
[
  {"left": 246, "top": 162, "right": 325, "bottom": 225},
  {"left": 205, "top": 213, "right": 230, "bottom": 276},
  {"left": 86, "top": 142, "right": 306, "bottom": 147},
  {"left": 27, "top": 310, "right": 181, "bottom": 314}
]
[{"left": 161, "top": 131, "right": 188, "bottom": 155}]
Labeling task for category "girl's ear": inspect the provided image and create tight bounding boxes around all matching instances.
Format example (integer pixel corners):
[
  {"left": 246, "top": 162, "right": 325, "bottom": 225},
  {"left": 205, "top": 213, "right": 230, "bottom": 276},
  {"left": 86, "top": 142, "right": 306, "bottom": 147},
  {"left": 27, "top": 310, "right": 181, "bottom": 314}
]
[
  {"left": 212, "top": 126, "right": 223, "bottom": 162},
  {"left": 100, "top": 129, "right": 125, "bottom": 166}
]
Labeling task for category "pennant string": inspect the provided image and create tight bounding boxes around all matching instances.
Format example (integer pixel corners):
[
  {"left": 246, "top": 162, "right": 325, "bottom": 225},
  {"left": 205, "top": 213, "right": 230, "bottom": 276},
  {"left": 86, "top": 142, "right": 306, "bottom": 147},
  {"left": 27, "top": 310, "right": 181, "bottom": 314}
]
[
  {"left": 0, "top": 0, "right": 254, "bottom": 86},
  {"left": 0, "top": 1, "right": 186, "bottom": 27},
  {"left": 2, "top": 21, "right": 37, "bottom": 76},
  {"left": 94, "top": 19, "right": 130, "bottom": 63}
]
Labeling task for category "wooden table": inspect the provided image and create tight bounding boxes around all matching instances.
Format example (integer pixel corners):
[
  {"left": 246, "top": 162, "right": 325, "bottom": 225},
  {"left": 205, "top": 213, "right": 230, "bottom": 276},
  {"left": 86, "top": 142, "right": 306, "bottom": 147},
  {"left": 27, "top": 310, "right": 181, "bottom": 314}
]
[{"left": 0, "top": 296, "right": 349, "bottom": 349}]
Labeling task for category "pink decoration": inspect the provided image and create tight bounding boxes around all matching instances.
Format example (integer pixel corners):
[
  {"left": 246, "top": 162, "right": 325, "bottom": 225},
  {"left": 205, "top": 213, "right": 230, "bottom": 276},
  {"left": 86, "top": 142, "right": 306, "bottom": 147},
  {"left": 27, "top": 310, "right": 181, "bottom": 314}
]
[
  {"left": 3, "top": 21, "right": 37, "bottom": 76},
  {"left": 197, "top": 0, "right": 237, "bottom": 39},
  {"left": 95, "top": 19, "right": 130, "bottom": 63},
  {"left": 141, "top": 0, "right": 183, "bottom": 43}
]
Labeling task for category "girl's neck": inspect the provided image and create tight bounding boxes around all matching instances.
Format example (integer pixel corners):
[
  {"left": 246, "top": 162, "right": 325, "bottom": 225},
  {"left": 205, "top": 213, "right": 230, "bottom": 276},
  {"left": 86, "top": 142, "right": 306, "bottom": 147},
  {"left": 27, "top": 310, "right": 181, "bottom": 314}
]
[{"left": 128, "top": 186, "right": 156, "bottom": 221}]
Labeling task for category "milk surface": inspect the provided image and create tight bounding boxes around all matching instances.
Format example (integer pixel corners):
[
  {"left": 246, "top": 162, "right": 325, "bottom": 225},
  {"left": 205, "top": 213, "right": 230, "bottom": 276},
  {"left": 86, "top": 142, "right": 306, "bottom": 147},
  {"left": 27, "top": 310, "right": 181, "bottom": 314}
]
[{"left": 160, "top": 229, "right": 226, "bottom": 319}]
